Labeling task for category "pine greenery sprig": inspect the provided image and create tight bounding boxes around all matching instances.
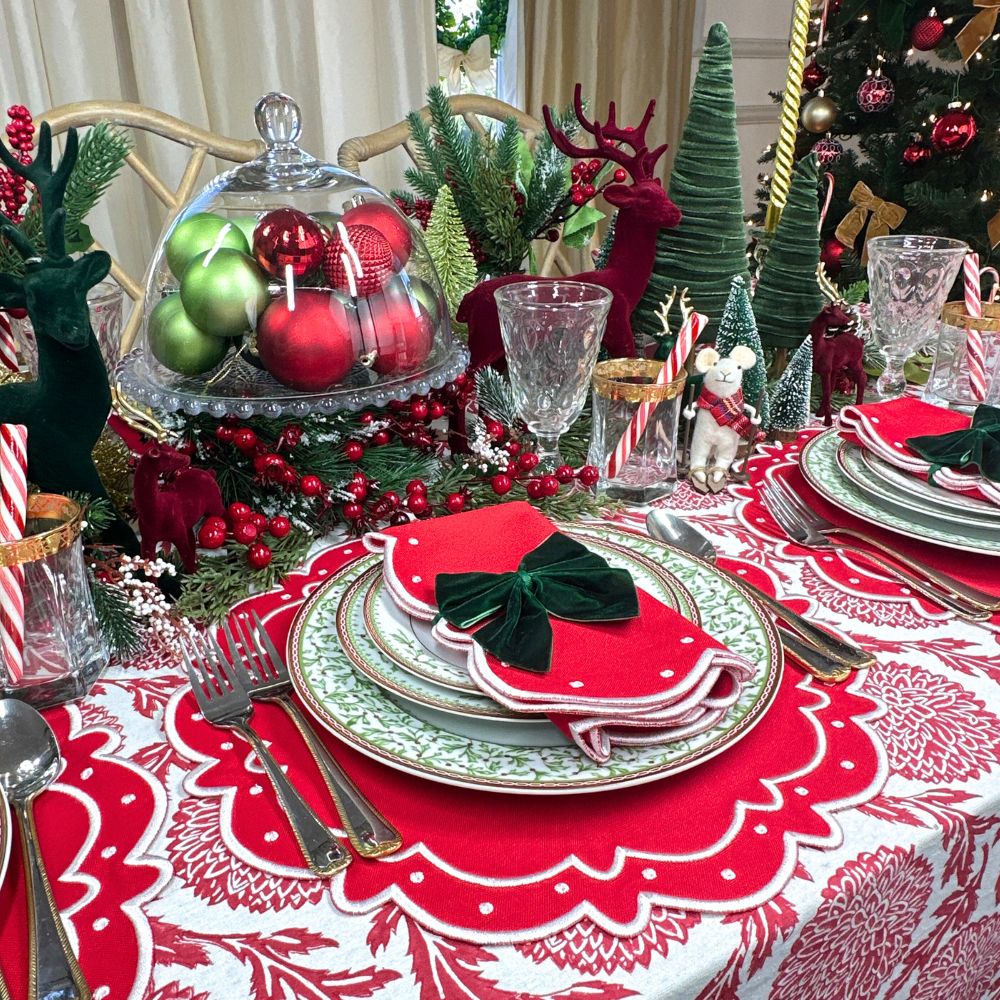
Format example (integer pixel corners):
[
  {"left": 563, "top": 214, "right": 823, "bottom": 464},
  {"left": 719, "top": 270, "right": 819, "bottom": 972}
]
[
  {"left": 91, "top": 578, "right": 144, "bottom": 658},
  {"left": 474, "top": 366, "right": 519, "bottom": 425},
  {"left": 521, "top": 104, "right": 577, "bottom": 239}
]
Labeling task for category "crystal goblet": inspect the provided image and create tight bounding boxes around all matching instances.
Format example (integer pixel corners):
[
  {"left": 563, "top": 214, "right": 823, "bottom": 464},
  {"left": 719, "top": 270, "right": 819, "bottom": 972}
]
[
  {"left": 495, "top": 281, "right": 612, "bottom": 470},
  {"left": 867, "top": 235, "right": 967, "bottom": 399}
]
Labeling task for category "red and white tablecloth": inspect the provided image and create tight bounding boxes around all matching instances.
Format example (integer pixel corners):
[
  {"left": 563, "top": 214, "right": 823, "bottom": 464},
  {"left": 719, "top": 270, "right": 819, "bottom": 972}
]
[{"left": 1, "top": 428, "right": 999, "bottom": 1000}]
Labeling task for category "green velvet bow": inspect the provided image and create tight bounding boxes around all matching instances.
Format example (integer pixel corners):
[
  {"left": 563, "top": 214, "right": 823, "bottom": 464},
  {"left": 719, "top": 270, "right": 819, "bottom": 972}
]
[
  {"left": 434, "top": 532, "right": 640, "bottom": 674},
  {"left": 906, "top": 404, "right": 1000, "bottom": 485}
]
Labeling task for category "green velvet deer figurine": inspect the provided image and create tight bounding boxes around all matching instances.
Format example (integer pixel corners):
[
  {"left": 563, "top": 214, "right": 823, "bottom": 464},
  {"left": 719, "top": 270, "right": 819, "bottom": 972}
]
[{"left": 0, "top": 123, "right": 138, "bottom": 552}]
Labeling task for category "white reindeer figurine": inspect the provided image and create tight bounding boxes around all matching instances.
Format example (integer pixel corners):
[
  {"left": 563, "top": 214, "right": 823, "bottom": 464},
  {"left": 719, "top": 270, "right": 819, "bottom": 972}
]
[{"left": 682, "top": 345, "right": 762, "bottom": 493}]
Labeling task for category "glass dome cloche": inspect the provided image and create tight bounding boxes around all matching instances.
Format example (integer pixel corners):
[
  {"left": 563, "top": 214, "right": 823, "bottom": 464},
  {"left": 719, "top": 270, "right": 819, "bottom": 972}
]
[{"left": 117, "top": 92, "right": 468, "bottom": 418}]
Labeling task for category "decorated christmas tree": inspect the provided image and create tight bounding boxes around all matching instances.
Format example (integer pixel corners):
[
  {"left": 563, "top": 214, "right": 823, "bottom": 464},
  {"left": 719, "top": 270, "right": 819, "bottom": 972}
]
[
  {"left": 716, "top": 275, "right": 770, "bottom": 429},
  {"left": 752, "top": 153, "right": 824, "bottom": 350},
  {"left": 424, "top": 185, "right": 477, "bottom": 317},
  {"left": 768, "top": 336, "right": 813, "bottom": 433},
  {"left": 632, "top": 21, "right": 748, "bottom": 343}
]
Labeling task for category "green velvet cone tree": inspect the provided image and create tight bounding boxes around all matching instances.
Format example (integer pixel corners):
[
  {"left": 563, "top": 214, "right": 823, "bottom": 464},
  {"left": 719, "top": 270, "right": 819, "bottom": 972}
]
[
  {"left": 424, "top": 184, "right": 477, "bottom": 317},
  {"left": 632, "top": 21, "right": 748, "bottom": 343},
  {"left": 752, "top": 154, "right": 824, "bottom": 350},
  {"left": 716, "top": 275, "right": 770, "bottom": 430},
  {"left": 769, "top": 337, "right": 813, "bottom": 432}
]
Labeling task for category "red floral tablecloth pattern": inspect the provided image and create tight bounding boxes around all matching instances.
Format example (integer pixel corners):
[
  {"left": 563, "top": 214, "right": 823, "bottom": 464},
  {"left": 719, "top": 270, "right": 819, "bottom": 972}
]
[{"left": 0, "top": 429, "right": 997, "bottom": 999}]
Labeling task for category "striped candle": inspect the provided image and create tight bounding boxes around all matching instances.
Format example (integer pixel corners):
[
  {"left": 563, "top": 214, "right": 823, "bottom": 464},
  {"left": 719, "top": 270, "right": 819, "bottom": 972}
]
[
  {"left": 963, "top": 252, "right": 988, "bottom": 402},
  {"left": 0, "top": 422, "right": 27, "bottom": 682}
]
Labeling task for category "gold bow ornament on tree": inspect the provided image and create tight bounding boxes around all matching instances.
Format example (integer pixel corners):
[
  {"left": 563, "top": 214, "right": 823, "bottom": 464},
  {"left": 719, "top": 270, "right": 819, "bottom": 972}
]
[
  {"left": 956, "top": 1, "right": 1000, "bottom": 62},
  {"left": 437, "top": 34, "right": 494, "bottom": 95},
  {"left": 834, "top": 181, "right": 907, "bottom": 264}
]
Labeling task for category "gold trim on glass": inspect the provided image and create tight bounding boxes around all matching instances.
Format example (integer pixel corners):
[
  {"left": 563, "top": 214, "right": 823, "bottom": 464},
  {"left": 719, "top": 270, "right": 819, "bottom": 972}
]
[
  {"left": 0, "top": 494, "right": 82, "bottom": 569},
  {"left": 592, "top": 359, "right": 687, "bottom": 403},
  {"left": 941, "top": 299, "right": 1000, "bottom": 332}
]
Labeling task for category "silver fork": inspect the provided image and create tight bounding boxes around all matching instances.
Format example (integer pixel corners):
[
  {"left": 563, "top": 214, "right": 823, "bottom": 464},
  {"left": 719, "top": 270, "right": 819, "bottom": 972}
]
[
  {"left": 184, "top": 633, "right": 351, "bottom": 876},
  {"left": 761, "top": 478, "right": 996, "bottom": 621},
  {"left": 224, "top": 612, "right": 402, "bottom": 859}
]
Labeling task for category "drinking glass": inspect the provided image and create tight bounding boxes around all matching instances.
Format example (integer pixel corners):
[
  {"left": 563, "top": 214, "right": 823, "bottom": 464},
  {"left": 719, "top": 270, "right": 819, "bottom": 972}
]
[
  {"left": 495, "top": 282, "right": 612, "bottom": 469},
  {"left": 867, "top": 235, "right": 967, "bottom": 399},
  {"left": 925, "top": 301, "right": 1000, "bottom": 409}
]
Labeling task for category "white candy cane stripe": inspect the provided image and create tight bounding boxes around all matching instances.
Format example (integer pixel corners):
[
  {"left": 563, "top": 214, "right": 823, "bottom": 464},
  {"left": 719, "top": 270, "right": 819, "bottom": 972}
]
[
  {"left": 0, "top": 422, "right": 28, "bottom": 683},
  {"left": 0, "top": 316, "right": 18, "bottom": 373},
  {"left": 963, "top": 253, "right": 987, "bottom": 401},
  {"left": 606, "top": 312, "right": 706, "bottom": 479},
  {"left": 0, "top": 565, "right": 25, "bottom": 682}
]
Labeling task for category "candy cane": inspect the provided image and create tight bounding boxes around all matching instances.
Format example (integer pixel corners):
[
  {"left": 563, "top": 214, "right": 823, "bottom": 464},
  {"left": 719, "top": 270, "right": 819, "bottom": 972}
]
[
  {"left": 0, "top": 315, "right": 19, "bottom": 373},
  {"left": 0, "top": 423, "right": 27, "bottom": 682},
  {"left": 963, "top": 252, "right": 987, "bottom": 402},
  {"left": 606, "top": 310, "right": 705, "bottom": 479}
]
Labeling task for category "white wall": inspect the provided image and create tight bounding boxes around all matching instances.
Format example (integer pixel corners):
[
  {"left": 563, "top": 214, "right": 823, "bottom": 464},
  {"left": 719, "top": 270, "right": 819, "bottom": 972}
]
[{"left": 694, "top": 0, "right": 795, "bottom": 215}]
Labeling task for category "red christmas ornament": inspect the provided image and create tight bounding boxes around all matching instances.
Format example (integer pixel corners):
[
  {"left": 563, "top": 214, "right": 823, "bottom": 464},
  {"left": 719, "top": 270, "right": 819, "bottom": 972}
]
[
  {"left": 277, "top": 424, "right": 302, "bottom": 449},
  {"left": 267, "top": 515, "right": 291, "bottom": 539},
  {"left": 578, "top": 465, "right": 599, "bottom": 487},
  {"left": 356, "top": 290, "right": 434, "bottom": 376},
  {"left": 247, "top": 542, "right": 272, "bottom": 569},
  {"left": 344, "top": 441, "right": 364, "bottom": 462},
  {"left": 322, "top": 224, "right": 395, "bottom": 296},
  {"left": 256, "top": 290, "right": 358, "bottom": 392},
  {"left": 252, "top": 208, "right": 325, "bottom": 278},
  {"left": 820, "top": 235, "right": 847, "bottom": 275},
  {"left": 405, "top": 493, "right": 429, "bottom": 515},
  {"left": 197, "top": 516, "right": 227, "bottom": 549},
  {"left": 802, "top": 60, "right": 826, "bottom": 91},
  {"left": 812, "top": 136, "right": 844, "bottom": 168},
  {"left": 341, "top": 201, "right": 413, "bottom": 266},
  {"left": 902, "top": 141, "right": 933, "bottom": 166},
  {"left": 232, "top": 428, "right": 258, "bottom": 454},
  {"left": 857, "top": 73, "right": 895, "bottom": 113},
  {"left": 491, "top": 474, "right": 512, "bottom": 495},
  {"left": 227, "top": 501, "right": 252, "bottom": 523},
  {"left": 232, "top": 520, "right": 259, "bottom": 544},
  {"left": 445, "top": 492, "right": 466, "bottom": 513},
  {"left": 911, "top": 15, "right": 945, "bottom": 50},
  {"left": 299, "top": 474, "right": 324, "bottom": 497},
  {"left": 931, "top": 108, "right": 978, "bottom": 154}
]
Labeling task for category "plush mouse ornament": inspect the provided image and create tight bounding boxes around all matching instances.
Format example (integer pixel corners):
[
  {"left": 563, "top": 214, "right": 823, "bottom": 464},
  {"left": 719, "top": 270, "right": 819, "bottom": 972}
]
[{"left": 683, "top": 345, "right": 763, "bottom": 493}]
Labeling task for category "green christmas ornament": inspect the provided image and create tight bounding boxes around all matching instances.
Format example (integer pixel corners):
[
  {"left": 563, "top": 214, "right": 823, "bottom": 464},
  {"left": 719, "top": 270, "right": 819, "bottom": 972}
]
[
  {"left": 148, "top": 293, "right": 229, "bottom": 376},
  {"left": 408, "top": 275, "right": 442, "bottom": 326},
  {"left": 180, "top": 248, "right": 269, "bottom": 338},
  {"left": 229, "top": 214, "right": 260, "bottom": 246},
  {"left": 769, "top": 337, "right": 814, "bottom": 432},
  {"left": 633, "top": 22, "right": 749, "bottom": 343},
  {"left": 752, "top": 154, "right": 824, "bottom": 350},
  {"left": 716, "top": 275, "right": 770, "bottom": 430},
  {"left": 166, "top": 212, "right": 250, "bottom": 279}
]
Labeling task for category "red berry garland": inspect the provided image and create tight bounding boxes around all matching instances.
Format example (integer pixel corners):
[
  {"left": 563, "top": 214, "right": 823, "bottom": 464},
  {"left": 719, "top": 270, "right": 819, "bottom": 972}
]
[
  {"left": 247, "top": 542, "right": 273, "bottom": 569},
  {"left": 1, "top": 105, "right": 33, "bottom": 221},
  {"left": 267, "top": 515, "right": 291, "bottom": 539},
  {"left": 232, "top": 520, "right": 259, "bottom": 544},
  {"left": 227, "top": 501, "right": 252, "bottom": 522},
  {"left": 197, "top": 516, "right": 227, "bottom": 549},
  {"left": 299, "top": 475, "right": 324, "bottom": 497}
]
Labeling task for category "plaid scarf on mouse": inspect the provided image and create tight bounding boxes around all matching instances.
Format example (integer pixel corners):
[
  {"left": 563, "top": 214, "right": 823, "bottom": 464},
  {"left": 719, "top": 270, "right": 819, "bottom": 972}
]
[{"left": 696, "top": 386, "right": 762, "bottom": 441}]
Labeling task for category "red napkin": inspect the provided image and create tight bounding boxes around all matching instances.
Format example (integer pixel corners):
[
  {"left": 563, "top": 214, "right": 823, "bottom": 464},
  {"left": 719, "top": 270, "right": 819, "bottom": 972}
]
[
  {"left": 838, "top": 397, "right": 1000, "bottom": 506},
  {"left": 365, "top": 503, "right": 757, "bottom": 762}
]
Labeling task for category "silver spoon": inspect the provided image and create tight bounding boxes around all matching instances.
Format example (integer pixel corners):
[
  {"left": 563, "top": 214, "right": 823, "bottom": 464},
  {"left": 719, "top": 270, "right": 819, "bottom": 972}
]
[
  {"left": 0, "top": 700, "right": 90, "bottom": 1000},
  {"left": 646, "top": 510, "right": 874, "bottom": 682}
]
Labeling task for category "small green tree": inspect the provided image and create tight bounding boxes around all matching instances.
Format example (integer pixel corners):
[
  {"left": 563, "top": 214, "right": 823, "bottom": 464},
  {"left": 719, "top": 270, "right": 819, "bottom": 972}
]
[
  {"left": 769, "top": 337, "right": 813, "bottom": 432},
  {"left": 716, "top": 275, "right": 770, "bottom": 430},
  {"left": 752, "top": 154, "right": 824, "bottom": 350},
  {"left": 632, "top": 22, "right": 749, "bottom": 343},
  {"left": 424, "top": 184, "right": 477, "bottom": 317}
]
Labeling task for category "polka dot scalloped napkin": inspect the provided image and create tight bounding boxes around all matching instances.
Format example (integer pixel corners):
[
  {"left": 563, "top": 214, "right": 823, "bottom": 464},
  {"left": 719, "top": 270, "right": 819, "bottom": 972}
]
[
  {"left": 164, "top": 541, "right": 888, "bottom": 944},
  {"left": 364, "top": 504, "right": 758, "bottom": 762},
  {"left": 838, "top": 397, "right": 1000, "bottom": 506}
]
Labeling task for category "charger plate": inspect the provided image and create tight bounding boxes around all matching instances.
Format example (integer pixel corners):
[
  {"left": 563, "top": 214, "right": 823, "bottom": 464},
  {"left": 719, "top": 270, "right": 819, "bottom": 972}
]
[{"left": 289, "top": 524, "right": 782, "bottom": 794}]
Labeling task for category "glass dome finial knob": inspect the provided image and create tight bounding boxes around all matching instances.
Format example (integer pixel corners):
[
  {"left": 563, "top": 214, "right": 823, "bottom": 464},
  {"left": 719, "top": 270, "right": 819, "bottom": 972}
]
[{"left": 255, "top": 92, "right": 302, "bottom": 146}]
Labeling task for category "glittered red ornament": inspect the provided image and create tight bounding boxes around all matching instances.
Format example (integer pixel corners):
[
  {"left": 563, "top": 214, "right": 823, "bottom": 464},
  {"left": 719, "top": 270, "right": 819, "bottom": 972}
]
[
  {"left": 341, "top": 201, "right": 413, "bottom": 266},
  {"left": 198, "top": 516, "right": 227, "bottom": 549},
  {"left": 232, "top": 519, "right": 259, "bottom": 544},
  {"left": 931, "top": 108, "right": 978, "bottom": 154},
  {"left": 252, "top": 207, "right": 326, "bottom": 278},
  {"left": 257, "top": 290, "right": 358, "bottom": 392},
  {"left": 267, "top": 515, "right": 291, "bottom": 538},
  {"left": 491, "top": 474, "right": 512, "bottom": 495},
  {"left": 247, "top": 542, "right": 272, "bottom": 569},
  {"left": 802, "top": 60, "right": 826, "bottom": 91},
  {"left": 911, "top": 15, "right": 945, "bottom": 50},
  {"left": 902, "top": 141, "right": 933, "bottom": 166},
  {"left": 445, "top": 492, "right": 466, "bottom": 513},
  {"left": 857, "top": 74, "right": 894, "bottom": 113},
  {"left": 821, "top": 235, "right": 847, "bottom": 275},
  {"left": 322, "top": 224, "right": 395, "bottom": 296},
  {"left": 356, "top": 290, "right": 435, "bottom": 376},
  {"left": 578, "top": 465, "right": 599, "bottom": 487},
  {"left": 299, "top": 474, "right": 324, "bottom": 497},
  {"left": 812, "top": 136, "right": 843, "bottom": 167},
  {"left": 344, "top": 441, "right": 364, "bottom": 462},
  {"left": 227, "top": 501, "right": 252, "bottom": 522}
]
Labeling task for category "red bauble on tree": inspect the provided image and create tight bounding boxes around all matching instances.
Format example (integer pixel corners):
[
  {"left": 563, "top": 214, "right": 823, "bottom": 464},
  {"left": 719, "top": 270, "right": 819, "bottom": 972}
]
[
  {"left": 857, "top": 73, "right": 895, "bottom": 113},
  {"left": 903, "top": 141, "right": 933, "bottom": 166},
  {"left": 802, "top": 60, "right": 826, "bottom": 91},
  {"left": 256, "top": 290, "right": 358, "bottom": 391},
  {"left": 322, "top": 223, "right": 395, "bottom": 296},
  {"left": 341, "top": 201, "right": 413, "bottom": 266},
  {"left": 820, "top": 235, "right": 847, "bottom": 275},
  {"left": 812, "top": 136, "right": 844, "bottom": 167},
  {"left": 356, "top": 290, "right": 434, "bottom": 376},
  {"left": 252, "top": 208, "right": 325, "bottom": 278},
  {"left": 911, "top": 15, "right": 945, "bottom": 50},
  {"left": 931, "top": 108, "right": 978, "bottom": 154}
]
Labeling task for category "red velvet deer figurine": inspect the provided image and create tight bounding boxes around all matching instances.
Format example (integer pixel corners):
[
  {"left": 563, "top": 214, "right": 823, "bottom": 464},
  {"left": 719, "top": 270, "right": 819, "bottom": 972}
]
[
  {"left": 811, "top": 301, "right": 867, "bottom": 426},
  {"left": 458, "top": 84, "right": 682, "bottom": 369}
]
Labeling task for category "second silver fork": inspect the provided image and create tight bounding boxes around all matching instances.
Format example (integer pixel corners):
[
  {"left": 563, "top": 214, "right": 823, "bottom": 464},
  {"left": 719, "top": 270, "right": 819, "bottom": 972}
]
[{"left": 224, "top": 612, "right": 402, "bottom": 859}]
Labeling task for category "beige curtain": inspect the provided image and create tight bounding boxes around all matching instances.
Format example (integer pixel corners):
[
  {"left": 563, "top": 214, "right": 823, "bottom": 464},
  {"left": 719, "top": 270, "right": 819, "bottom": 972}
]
[
  {"left": 0, "top": 0, "right": 438, "bottom": 279},
  {"left": 505, "top": 0, "right": 697, "bottom": 182}
]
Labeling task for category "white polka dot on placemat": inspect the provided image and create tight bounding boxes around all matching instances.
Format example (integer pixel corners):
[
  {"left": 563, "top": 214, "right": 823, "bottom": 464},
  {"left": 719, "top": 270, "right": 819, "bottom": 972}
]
[
  {"left": 720, "top": 868, "right": 736, "bottom": 881},
  {"left": 848, "top": 578, "right": 860, "bottom": 585},
  {"left": 120, "top": 794, "right": 135, "bottom": 805},
  {"left": 190, "top": 712, "right": 202, "bottom": 722},
  {"left": 841, "top": 760, "right": 855, "bottom": 770},
  {"left": 823, "top": 556, "right": 834, "bottom": 562},
  {"left": 831, "top": 720, "right": 845, "bottom": 729},
  {"left": 680, "top": 636, "right": 694, "bottom": 645},
  {"left": 794, "top": 786, "right": 809, "bottom": 796},
  {"left": 280, "top": 593, "right": 291, "bottom": 601},
  {"left": 893, "top": 441, "right": 903, "bottom": 448},
  {"left": 659, "top": 669, "right": 674, "bottom": 678},
  {"left": 754, "top": 824, "right": 768, "bottom": 835},
  {"left": 221, "top": 741, "right": 234, "bottom": 751},
  {"left": 318, "top": 569, "right": 328, "bottom": 576},
  {"left": 641, "top": 868, "right": 657, "bottom": 880},
  {"left": 81, "top": 767, "right": 93, "bottom": 780},
  {"left": 900, "top": 587, "right": 911, "bottom": 595},
  {"left": 264, "top": 831, "right": 279, "bottom": 843},
  {"left": 736, "top": 568, "right": 747, "bottom": 575},
  {"left": 92, "top": 917, "right": 109, "bottom": 931},
  {"left": 554, "top": 882, "right": 569, "bottom": 894},
  {"left": 569, "top": 680, "right": 584, "bottom": 688},
  {"left": 410, "top": 871, "right": 424, "bottom": 883},
  {"left": 870, "top": 417, "right": 880, "bottom": 424},
  {"left": 408, "top": 537, "right": 419, "bottom": 545},
  {"left": 101, "top": 846, "right": 116, "bottom": 859},
  {"left": 94, "top": 988, "right": 110, "bottom": 1000},
  {"left": 412, "top": 575, "right": 422, "bottom": 584},
  {"left": 479, "top": 902, "right": 494, "bottom": 915},
  {"left": 249, "top": 784, "right": 263, "bottom": 796}
]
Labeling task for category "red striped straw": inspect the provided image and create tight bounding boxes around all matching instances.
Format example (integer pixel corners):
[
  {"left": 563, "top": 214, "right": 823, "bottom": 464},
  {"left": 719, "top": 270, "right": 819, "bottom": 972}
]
[
  {"left": 0, "top": 422, "right": 28, "bottom": 683},
  {"left": 963, "top": 252, "right": 987, "bottom": 402}
]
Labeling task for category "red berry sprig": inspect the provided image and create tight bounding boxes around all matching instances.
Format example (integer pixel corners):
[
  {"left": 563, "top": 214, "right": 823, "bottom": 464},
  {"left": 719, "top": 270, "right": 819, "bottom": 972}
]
[{"left": 1, "top": 104, "right": 33, "bottom": 221}]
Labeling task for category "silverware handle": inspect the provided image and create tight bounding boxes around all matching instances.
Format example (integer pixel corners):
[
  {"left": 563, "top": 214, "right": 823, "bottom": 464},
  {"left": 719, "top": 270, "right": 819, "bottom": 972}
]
[
  {"left": 235, "top": 722, "right": 350, "bottom": 876},
  {"left": 830, "top": 537, "right": 993, "bottom": 621},
  {"left": 718, "top": 567, "right": 874, "bottom": 669},
  {"left": 834, "top": 528, "right": 1000, "bottom": 614},
  {"left": 281, "top": 698, "right": 401, "bottom": 858},
  {"left": 776, "top": 626, "right": 852, "bottom": 684},
  {"left": 15, "top": 798, "right": 91, "bottom": 1000}
]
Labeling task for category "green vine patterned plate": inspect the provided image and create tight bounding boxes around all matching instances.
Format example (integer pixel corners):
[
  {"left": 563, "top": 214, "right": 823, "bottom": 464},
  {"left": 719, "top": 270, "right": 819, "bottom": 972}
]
[
  {"left": 801, "top": 432, "right": 1000, "bottom": 556},
  {"left": 289, "top": 529, "right": 783, "bottom": 794}
]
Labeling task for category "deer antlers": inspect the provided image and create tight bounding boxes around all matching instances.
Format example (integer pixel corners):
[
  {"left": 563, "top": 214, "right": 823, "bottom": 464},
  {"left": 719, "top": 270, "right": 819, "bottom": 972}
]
[
  {"left": 654, "top": 286, "right": 692, "bottom": 338},
  {"left": 0, "top": 123, "right": 77, "bottom": 262},
  {"left": 816, "top": 262, "right": 846, "bottom": 305},
  {"left": 542, "top": 83, "right": 668, "bottom": 182}
]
